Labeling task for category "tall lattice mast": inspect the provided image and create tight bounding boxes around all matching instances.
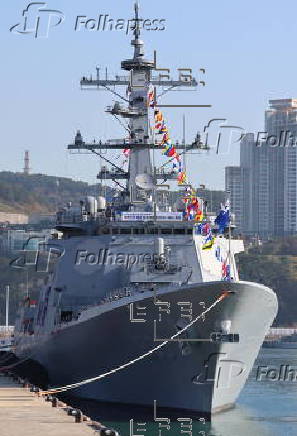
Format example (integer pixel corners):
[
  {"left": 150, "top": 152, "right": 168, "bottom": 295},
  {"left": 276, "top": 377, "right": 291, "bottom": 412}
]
[{"left": 68, "top": 2, "right": 201, "bottom": 210}]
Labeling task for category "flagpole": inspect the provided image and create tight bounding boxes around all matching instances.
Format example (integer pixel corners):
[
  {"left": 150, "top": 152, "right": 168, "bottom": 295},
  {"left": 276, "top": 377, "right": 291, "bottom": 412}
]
[
  {"left": 228, "top": 197, "right": 231, "bottom": 275},
  {"left": 5, "top": 285, "right": 9, "bottom": 330}
]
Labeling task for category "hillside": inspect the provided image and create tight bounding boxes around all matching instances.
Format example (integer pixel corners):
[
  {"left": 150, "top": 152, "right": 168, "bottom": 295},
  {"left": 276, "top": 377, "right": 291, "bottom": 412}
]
[
  {"left": 238, "top": 237, "right": 297, "bottom": 325},
  {"left": 0, "top": 171, "right": 108, "bottom": 215},
  {"left": 0, "top": 171, "right": 226, "bottom": 216}
]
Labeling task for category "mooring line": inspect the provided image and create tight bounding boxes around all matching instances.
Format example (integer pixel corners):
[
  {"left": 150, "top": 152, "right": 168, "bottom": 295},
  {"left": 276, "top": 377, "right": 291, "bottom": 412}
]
[{"left": 41, "top": 291, "right": 231, "bottom": 395}]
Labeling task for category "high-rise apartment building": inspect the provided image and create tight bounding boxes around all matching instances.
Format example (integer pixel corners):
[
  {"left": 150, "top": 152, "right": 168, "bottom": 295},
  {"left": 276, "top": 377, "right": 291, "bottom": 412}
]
[
  {"left": 265, "top": 99, "right": 297, "bottom": 234},
  {"left": 240, "top": 133, "right": 269, "bottom": 235},
  {"left": 225, "top": 166, "right": 242, "bottom": 229},
  {"left": 225, "top": 99, "right": 297, "bottom": 236}
]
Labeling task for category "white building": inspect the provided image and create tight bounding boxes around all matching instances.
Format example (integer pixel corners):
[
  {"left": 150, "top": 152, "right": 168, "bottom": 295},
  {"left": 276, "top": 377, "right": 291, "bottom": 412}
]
[{"left": 226, "top": 99, "right": 297, "bottom": 236}]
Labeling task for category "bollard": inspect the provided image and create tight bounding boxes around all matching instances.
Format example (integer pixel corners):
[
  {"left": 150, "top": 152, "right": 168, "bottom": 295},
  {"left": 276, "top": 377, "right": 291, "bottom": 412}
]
[
  {"left": 91, "top": 421, "right": 103, "bottom": 431},
  {"left": 67, "top": 408, "right": 75, "bottom": 416},
  {"left": 101, "top": 429, "right": 120, "bottom": 436},
  {"left": 52, "top": 397, "right": 58, "bottom": 407},
  {"left": 30, "top": 386, "right": 40, "bottom": 393},
  {"left": 23, "top": 380, "right": 30, "bottom": 388},
  {"left": 75, "top": 409, "right": 83, "bottom": 423},
  {"left": 66, "top": 408, "right": 83, "bottom": 422}
]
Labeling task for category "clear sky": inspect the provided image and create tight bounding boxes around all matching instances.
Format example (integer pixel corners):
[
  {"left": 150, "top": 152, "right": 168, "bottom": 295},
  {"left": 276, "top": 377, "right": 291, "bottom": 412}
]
[{"left": 1, "top": 0, "right": 296, "bottom": 189}]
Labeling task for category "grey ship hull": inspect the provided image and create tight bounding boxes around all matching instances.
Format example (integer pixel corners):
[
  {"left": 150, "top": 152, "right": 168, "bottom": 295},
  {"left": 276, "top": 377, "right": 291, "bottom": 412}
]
[{"left": 15, "top": 280, "right": 277, "bottom": 418}]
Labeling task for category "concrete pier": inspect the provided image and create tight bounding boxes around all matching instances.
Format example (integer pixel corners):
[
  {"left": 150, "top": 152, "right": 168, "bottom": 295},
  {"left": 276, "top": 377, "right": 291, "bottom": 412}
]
[{"left": 0, "top": 374, "right": 96, "bottom": 436}]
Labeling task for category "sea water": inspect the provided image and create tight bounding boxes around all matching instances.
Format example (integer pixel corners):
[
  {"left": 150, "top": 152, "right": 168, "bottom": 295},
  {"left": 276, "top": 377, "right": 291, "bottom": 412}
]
[{"left": 67, "top": 348, "right": 297, "bottom": 436}]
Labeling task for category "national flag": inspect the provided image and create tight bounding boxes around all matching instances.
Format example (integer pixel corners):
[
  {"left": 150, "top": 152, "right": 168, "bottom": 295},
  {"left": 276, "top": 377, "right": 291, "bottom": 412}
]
[
  {"left": 195, "top": 210, "right": 203, "bottom": 221},
  {"left": 167, "top": 147, "right": 176, "bottom": 157},
  {"left": 155, "top": 110, "right": 163, "bottom": 122},
  {"left": 202, "top": 233, "right": 214, "bottom": 250},
  {"left": 123, "top": 148, "right": 130, "bottom": 157},
  {"left": 215, "top": 206, "right": 230, "bottom": 234}
]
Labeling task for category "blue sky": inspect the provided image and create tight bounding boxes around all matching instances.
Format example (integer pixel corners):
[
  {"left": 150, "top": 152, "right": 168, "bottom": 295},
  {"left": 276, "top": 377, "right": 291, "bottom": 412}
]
[{"left": 1, "top": 0, "right": 296, "bottom": 189}]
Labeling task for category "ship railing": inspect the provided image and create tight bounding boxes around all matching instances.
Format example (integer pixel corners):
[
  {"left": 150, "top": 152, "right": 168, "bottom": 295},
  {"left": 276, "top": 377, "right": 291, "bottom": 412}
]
[
  {"left": 56, "top": 213, "right": 83, "bottom": 224},
  {"left": 56, "top": 212, "right": 108, "bottom": 225},
  {"left": 106, "top": 138, "right": 131, "bottom": 145},
  {"left": 100, "top": 287, "right": 133, "bottom": 305},
  {"left": 59, "top": 289, "right": 134, "bottom": 319}
]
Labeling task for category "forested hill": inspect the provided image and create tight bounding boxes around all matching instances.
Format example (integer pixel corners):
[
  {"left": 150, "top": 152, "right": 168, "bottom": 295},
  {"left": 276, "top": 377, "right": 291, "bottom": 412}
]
[
  {"left": 0, "top": 171, "right": 226, "bottom": 216},
  {"left": 0, "top": 171, "right": 108, "bottom": 215},
  {"left": 238, "top": 237, "right": 297, "bottom": 325}
]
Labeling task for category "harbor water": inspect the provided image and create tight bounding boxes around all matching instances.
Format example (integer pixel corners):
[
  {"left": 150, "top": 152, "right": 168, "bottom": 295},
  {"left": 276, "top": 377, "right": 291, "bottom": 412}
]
[{"left": 63, "top": 348, "right": 297, "bottom": 436}]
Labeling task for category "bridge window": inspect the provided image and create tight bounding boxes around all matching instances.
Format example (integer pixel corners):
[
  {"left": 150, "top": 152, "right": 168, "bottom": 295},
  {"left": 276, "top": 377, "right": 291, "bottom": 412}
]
[
  {"left": 148, "top": 228, "right": 158, "bottom": 234},
  {"left": 161, "top": 229, "right": 172, "bottom": 234},
  {"left": 173, "top": 228, "right": 188, "bottom": 235},
  {"left": 120, "top": 228, "right": 132, "bottom": 234},
  {"left": 61, "top": 311, "right": 73, "bottom": 323},
  {"left": 133, "top": 228, "right": 145, "bottom": 234}
]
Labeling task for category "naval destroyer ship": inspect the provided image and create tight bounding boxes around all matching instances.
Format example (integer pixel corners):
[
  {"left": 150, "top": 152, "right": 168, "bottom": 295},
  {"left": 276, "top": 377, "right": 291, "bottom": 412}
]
[{"left": 13, "top": 3, "right": 278, "bottom": 419}]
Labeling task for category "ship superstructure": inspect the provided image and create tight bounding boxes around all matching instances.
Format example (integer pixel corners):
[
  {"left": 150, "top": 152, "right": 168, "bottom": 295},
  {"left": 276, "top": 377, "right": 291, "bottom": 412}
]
[{"left": 14, "top": 3, "right": 278, "bottom": 420}]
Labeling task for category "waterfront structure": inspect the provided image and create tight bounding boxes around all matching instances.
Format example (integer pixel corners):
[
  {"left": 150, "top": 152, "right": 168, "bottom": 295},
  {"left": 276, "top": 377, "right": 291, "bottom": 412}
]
[{"left": 0, "top": 212, "right": 28, "bottom": 225}]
